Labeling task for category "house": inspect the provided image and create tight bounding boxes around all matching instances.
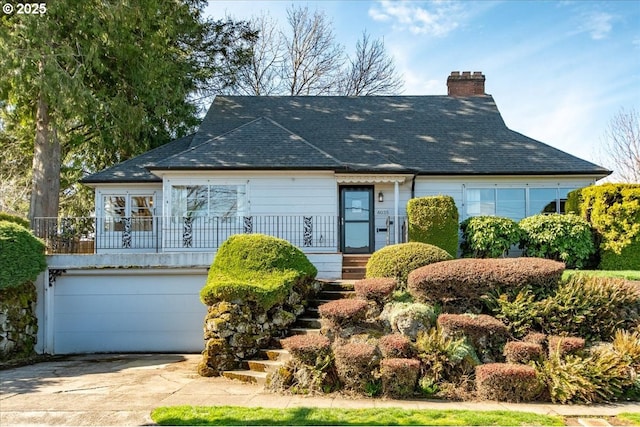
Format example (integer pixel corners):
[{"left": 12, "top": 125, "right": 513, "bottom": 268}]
[{"left": 35, "top": 71, "right": 609, "bottom": 355}]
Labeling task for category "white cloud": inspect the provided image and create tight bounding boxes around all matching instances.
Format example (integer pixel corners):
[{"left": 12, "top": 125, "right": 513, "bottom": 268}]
[
  {"left": 369, "top": 0, "right": 464, "bottom": 37},
  {"left": 579, "top": 11, "right": 614, "bottom": 40}
]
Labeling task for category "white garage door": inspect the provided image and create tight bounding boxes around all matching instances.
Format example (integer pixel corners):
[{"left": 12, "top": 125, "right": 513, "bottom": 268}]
[{"left": 52, "top": 269, "right": 208, "bottom": 354}]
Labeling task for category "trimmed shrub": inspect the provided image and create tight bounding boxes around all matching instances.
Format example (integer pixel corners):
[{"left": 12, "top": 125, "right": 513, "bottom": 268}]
[
  {"left": 519, "top": 213, "right": 595, "bottom": 269},
  {"left": 438, "top": 314, "right": 509, "bottom": 363},
  {"left": 318, "top": 298, "right": 368, "bottom": 327},
  {"left": 523, "top": 332, "right": 547, "bottom": 347},
  {"left": 380, "top": 358, "right": 420, "bottom": 398},
  {"left": 407, "top": 195, "right": 459, "bottom": 257},
  {"left": 200, "top": 234, "right": 317, "bottom": 310},
  {"left": 379, "top": 302, "right": 437, "bottom": 340},
  {"left": 408, "top": 258, "right": 564, "bottom": 313},
  {"left": 333, "top": 342, "right": 379, "bottom": 391},
  {"left": 503, "top": 341, "right": 544, "bottom": 364},
  {"left": 0, "top": 221, "right": 46, "bottom": 290},
  {"left": 567, "top": 184, "right": 640, "bottom": 270},
  {"left": 379, "top": 334, "right": 413, "bottom": 358},
  {"left": 281, "top": 334, "right": 331, "bottom": 366},
  {"left": 354, "top": 278, "right": 397, "bottom": 303},
  {"left": 460, "top": 216, "right": 522, "bottom": 258},
  {"left": 0, "top": 212, "right": 30, "bottom": 229},
  {"left": 538, "top": 275, "right": 640, "bottom": 342},
  {"left": 548, "top": 336, "right": 585, "bottom": 358},
  {"left": 475, "top": 363, "right": 542, "bottom": 402},
  {"left": 365, "top": 242, "right": 452, "bottom": 286}
]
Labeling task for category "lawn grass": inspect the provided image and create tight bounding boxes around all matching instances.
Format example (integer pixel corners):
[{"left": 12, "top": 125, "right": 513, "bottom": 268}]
[
  {"left": 563, "top": 269, "right": 640, "bottom": 281},
  {"left": 151, "top": 405, "right": 565, "bottom": 426},
  {"left": 618, "top": 412, "right": 640, "bottom": 424}
]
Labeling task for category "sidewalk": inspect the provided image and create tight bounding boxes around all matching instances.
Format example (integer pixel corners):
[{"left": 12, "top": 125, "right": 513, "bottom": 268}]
[{"left": 1, "top": 354, "right": 638, "bottom": 426}]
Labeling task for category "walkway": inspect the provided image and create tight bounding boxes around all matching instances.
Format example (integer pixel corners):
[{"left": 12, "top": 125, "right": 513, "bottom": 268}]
[{"left": 1, "top": 354, "right": 638, "bottom": 426}]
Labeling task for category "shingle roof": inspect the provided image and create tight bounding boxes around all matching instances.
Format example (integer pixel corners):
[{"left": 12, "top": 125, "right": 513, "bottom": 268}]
[
  {"left": 153, "top": 117, "right": 343, "bottom": 170},
  {"left": 82, "top": 134, "right": 195, "bottom": 183},
  {"left": 84, "top": 95, "right": 610, "bottom": 183}
]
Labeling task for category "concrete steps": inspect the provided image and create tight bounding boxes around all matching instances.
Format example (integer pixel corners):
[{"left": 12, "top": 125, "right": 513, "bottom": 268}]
[{"left": 342, "top": 255, "right": 370, "bottom": 280}]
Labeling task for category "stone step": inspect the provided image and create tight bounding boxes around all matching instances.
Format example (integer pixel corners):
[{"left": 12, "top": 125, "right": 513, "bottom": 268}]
[
  {"left": 318, "top": 289, "right": 356, "bottom": 300},
  {"left": 307, "top": 298, "right": 333, "bottom": 308},
  {"left": 342, "top": 271, "right": 366, "bottom": 280},
  {"left": 222, "top": 370, "right": 267, "bottom": 385},
  {"left": 321, "top": 281, "right": 355, "bottom": 291},
  {"left": 260, "top": 348, "right": 290, "bottom": 361},
  {"left": 289, "top": 327, "right": 321, "bottom": 335},
  {"left": 294, "top": 317, "right": 322, "bottom": 329},
  {"left": 246, "top": 359, "right": 284, "bottom": 373}
]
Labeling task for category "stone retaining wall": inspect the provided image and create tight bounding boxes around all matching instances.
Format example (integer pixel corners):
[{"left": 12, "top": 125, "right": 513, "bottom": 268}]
[{"left": 0, "top": 281, "right": 38, "bottom": 361}]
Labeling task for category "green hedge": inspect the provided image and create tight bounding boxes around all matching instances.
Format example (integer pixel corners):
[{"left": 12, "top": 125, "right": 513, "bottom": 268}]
[
  {"left": 576, "top": 184, "right": 640, "bottom": 270},
  {"left": 518, "top": 214, "right": 595, "bottom": 269},
  {"left": 200, "top": 234, "right": 317, "bottom": 310},
  {"left": 365, "top": 242, "right": 452, "bottom": 286},
  {"left": 0, "top": 213, "right": 30, "bottom": 229},
  {"left": 0, "top": 221, "right": 47, "bottom": 290},
  {"left": 460, "top": 216, "right": 522, "bottom": 258},
  {"left": 407, "top": 195, "right": 459, "bottom": 257}
]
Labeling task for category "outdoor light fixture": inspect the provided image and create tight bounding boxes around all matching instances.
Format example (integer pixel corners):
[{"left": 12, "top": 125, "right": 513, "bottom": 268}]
[{"left": 378, "top": 191, "right": 384, "bottom": 203}]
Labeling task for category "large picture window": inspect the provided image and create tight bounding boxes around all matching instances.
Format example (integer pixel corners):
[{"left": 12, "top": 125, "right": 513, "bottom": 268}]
[
  {"left": 465, "top": 187, "right": 578, "bottom": 221},
  {"left": 171, "top": 184, "right": 246, "bottom": 220}
]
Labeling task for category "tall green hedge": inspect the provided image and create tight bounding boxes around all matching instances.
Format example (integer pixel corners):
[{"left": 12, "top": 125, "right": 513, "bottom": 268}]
[
  {"left": 0, "top": 220, "right": 47, "bottom": 290},
  {"left": 407, "top": 195, "right": 459, "bottom": 257},
  {"left": 200, "top": 234, "right": 317, "bottom": 310},
  {"left": 570, "top": 184, "right": 640, "bottom": 270}
]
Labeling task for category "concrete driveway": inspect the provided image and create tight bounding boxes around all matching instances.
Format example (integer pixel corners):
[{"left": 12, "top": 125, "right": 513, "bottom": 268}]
[{"left": 1, "top": 354, "right": 639, "bottom": 426}]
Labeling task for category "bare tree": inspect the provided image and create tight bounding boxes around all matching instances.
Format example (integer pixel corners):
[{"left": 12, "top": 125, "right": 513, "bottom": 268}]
[
  {"left": 283, "top": 6, "right": 344, "bottom": 95},
  {"left": 233, "top": 14, "right": 285, "bottom": 95},
  {"left": 601, "top": 107, "right": 640, "bottom": 183},
  {"left": 340, "top": 31, "right": 404, "bottom": 96}
]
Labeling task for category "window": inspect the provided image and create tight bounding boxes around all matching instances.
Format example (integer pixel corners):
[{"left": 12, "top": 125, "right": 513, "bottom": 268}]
[
  {"left": 171, "top": 184, "right": 246, "bottom": 220},
  {"left": 496, "top": 189, "right": 525, "bottom": 220},
  {"left": 103, "top": 194, "right": 153, "bottom": 231},
  {"left": 529, "top": 188, "right": 558, "bottom": 215},
  {"left": 466, "top": 189, "right": 495, "bottom": 216},
  {"left": 465, "top": 186, "right": 580, "bottom": 220}
]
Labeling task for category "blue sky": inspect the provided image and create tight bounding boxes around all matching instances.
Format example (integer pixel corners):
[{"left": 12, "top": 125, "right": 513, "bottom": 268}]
[{"left": 206, "top": 0, "right": 640, "bottom": 168}]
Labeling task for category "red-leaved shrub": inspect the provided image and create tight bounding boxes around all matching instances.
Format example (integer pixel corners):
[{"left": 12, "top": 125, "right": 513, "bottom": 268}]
[
  {"left": 547, "top": 335, "right": 585, "bottom": 357},
  {"left": 333, "top": 342, "right": 379, "bottom": 391},
  {"left": 503, "top": 341, "right": 543, "bottom": 364},
  {"left": 438, "top": 314, "right": 509, "bottom": 363},
  {"left": 380, "top": 358, "right": 421, "bottom": 398},
  {"left": 475, "top": 363, "right": 542, "bottom": 402},
  {"left": 318, "top": 299, "right": 368, "bottom": 327},
  {"left": 354, "top": 278, "right": 397, "bottom": 303},
  {"left": 280, "top": 334, "right": 331, "bottom": 365},
  {"left": 523, "top": 332, "right": 547, "bottom": 347},
  {"left": 408, "top": 258, "right": 565, "bottom": 312},
  {"left": 379, "top": 334, "right": 413, "bottom": 358}
]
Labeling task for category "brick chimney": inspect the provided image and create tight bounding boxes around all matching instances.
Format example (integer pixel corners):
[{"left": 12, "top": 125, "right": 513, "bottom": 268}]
[{"left": 447, "top": 71, "right": 485, "bottom": 96}]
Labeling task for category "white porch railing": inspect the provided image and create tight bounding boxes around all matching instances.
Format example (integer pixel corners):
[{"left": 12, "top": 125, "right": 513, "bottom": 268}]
[{"left": 32, "top": 215, "right": 338, "bottom": 254}]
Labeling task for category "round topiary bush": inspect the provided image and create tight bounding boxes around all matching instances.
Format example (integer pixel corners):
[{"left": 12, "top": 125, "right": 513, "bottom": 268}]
[
  {"left": 200, "top": 234, "right": 317, "bottom": 310},
  {"left": 503, "top": 341, "right": 543, "bottom": 364},
  {"left": 460, "top": 216, "right": 522, "bottom": 258},
  {"left": 281, "top": 334, "right": 332, "bottom": 366},
  {"left": 408, "top": 257, "right": 565, "bottom": 312},
  {"left": 519, "top": 213, "right": 595, "bottom": 269},
  {"left": 0, "top": 220, "right": 46, "bottom": 290},
  {"left": 365, "top": 242, "right": 452, "bottom": 286}
]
